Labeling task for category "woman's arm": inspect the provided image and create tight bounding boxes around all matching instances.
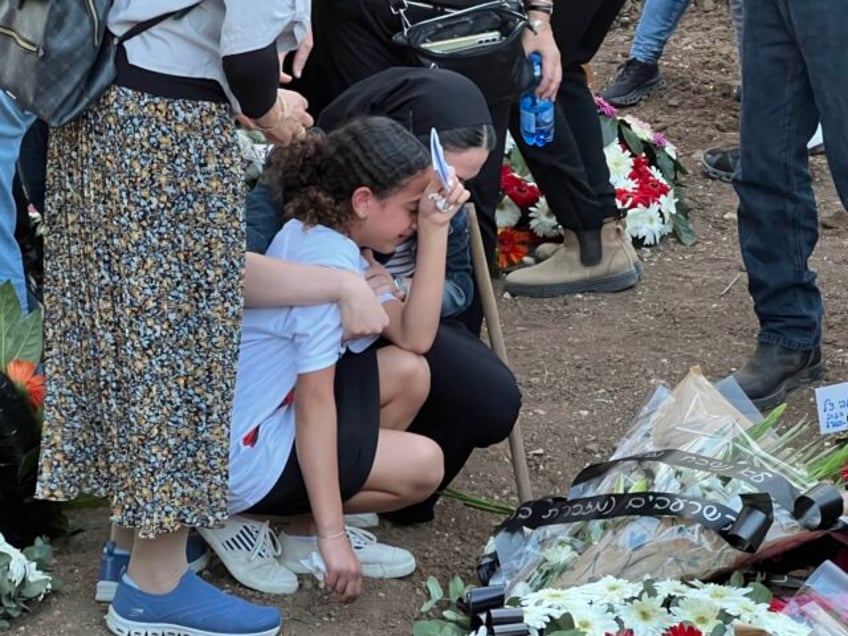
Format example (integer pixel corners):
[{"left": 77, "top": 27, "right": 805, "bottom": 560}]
[
  {"left": 294, "top": 367, "right": 362, "bottom": 603},
  {"left": 244, "top": 253, "right": 388, "bottom": 340}
]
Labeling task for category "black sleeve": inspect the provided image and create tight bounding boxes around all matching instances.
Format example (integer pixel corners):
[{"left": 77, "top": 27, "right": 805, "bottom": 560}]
[{"left": 222, "top": 41, "right": 279, "bottom": 118}]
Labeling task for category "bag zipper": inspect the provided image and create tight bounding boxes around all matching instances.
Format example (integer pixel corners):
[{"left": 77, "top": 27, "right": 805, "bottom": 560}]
[
  {"left": 0, "top": 25, "right": 41, "bottom": 54},
  {"left": 85, "top": 0, "right": 102, "bottom": 48}
]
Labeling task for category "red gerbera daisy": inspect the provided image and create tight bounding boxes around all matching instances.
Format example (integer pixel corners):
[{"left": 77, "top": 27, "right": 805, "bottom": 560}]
[{"left": 664, "top": 624, "right": 703, "bottom": 636}]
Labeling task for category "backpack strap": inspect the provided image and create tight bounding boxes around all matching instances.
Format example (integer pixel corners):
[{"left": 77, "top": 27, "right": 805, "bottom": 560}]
[{"left": 116, "top": 2, "right": 203, "bottom": 45}]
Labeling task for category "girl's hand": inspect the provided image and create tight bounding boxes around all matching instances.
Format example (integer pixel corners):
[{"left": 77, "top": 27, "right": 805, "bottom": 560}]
[
  {"left": 338, "top": 269, "right": 389, "bottom": 341},
  {"left": 418, "top": 168, "right": 470, "bottom": 228},
  {"left": 318, "top": 534, "right": 362, "bottom": 604}
]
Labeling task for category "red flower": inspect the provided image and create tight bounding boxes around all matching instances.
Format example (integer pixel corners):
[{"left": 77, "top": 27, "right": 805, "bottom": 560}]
[
  {"left": 769, "top": 598, "right": 788, "bottom": 613},
  {"left": 663, "top": 624, "right": 703, "bottom": 636},
  {"left": 501, "top": 166, "right": 541, "bottom": 209},
  {"left": 497, "top": 228, "right": 531, "bottom": 270},
  {"left": 840, "top": 464, "right": 848, "bottom": 482},
  {"left": 6, "top": 359, "right": 45, "bottom": 411}
]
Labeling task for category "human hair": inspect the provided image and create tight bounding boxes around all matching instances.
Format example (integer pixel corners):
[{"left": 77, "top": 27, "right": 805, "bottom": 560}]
[
  {"left": 423, "top": 123, "right": 497, "bottom": 154},
  {"left": 262, "top": 116, "right": 430, "bottom": 233}
]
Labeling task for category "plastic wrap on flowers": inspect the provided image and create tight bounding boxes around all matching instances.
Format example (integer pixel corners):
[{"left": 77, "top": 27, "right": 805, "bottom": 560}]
[{"left": 484, "top": 368, "right": 848, "bottom": 595}]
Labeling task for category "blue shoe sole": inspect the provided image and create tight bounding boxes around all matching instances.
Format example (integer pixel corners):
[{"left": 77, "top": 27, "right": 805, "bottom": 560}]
[{"left": 106, "top": 606, "right": 280, "bottom": 636}]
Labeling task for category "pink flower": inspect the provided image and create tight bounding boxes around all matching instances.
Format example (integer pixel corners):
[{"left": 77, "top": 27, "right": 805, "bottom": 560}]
[
  {"left": 652, "top": 132, "right": 668, "bottom": 149},
  {"left": 595, "top": 95, "right": 618, "bottom": 118}
]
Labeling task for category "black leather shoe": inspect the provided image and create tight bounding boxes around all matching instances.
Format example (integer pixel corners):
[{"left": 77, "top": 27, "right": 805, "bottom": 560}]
[
  {"left": 732, "top": 343, "right": 823, "bottom": 411},
  {"left": 601, "top": 58, "right": 664, "bottom": 107}
]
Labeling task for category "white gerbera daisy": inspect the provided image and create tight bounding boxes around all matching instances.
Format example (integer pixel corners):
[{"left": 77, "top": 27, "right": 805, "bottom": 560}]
[
  {"left": 528, "top": 196, "right": 562, "bottom": 238},
  {"left": 520, "top": 602, "right": 554, "bottom": 631},
  {"left": 648, "top": 165, "right": 667, "bottom": 184},
  {"left": 617, "top": 597, "right": 674, "bottom": 636},
  {"left": 604, "top": 143, "right": 635, "bottom": 188},
  {"left": 688, "top": 582, "right": 752, "bottom": 613},
  {"left": 653, "top": 579, "right": 692, "bottom": 600},
  {"left": 728, "top": 597, "right": 771, "bottom": 623},
  {"left": 625, "top": 205, "right": 669, "bottom": 245},
  {"left": 580, "top": 576, "right": 642, "bottom": 606},
  {"left": 623, "top": 115, "right": 656, "bottom": 142},
  {"left": 671, "top": 597, "right": 723, "bottom": 634},
  {"left": 756, "top": 611, "right": 812, "bottom": 636},
  {"left": 659, "top": 191, "right": 677, "bottom": 223},
  {"left": 496, "top": 197, "right": 522, "bottom": 228},
  {"left": 569, "top": 605, "right": 620, "bottom": 636},
  {"left": 541, "top": 543, "right": 579, "bottom": 568}
]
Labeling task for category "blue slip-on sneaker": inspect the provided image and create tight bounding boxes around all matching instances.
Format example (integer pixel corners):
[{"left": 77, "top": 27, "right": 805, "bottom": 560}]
[
  {"left": 96, "top": 533, "right": 211, "bottom": 603},
  {"left": 106, "top": 571, "right": 281, "bottom": 636}
]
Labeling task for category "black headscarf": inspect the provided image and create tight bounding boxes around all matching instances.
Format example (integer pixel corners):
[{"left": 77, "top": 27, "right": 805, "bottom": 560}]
[{"left": 316, "top": 67, "right": 492, "bottom": 140}]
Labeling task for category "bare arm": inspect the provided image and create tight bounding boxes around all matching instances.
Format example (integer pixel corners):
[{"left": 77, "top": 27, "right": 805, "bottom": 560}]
[
  {"left": 294, "top": 366, "right": 362, "bottom": 603},
  {"left": 245, "top": 252, "right": 388, "bottom": 340}
]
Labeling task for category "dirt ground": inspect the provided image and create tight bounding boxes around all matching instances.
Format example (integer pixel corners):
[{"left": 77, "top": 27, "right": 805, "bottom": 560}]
[{"left": 16, "top": 3, "right": 848, "bottom": 635}]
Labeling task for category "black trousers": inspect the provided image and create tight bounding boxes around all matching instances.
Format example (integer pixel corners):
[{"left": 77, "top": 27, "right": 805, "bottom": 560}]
[
  {"left": 382, "top": 319, "right": 521, "bottom": 523},
  {"left": 510, "top": 0, "right": 626, "bottom": 236},
  {"left": 297, "top": 0, "right": 514, "bottom": 333}
]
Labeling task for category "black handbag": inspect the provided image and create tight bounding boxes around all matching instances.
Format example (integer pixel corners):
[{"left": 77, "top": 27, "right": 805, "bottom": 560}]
[
  {"left": 390, "top": 0, "right": 534, "bottom": 103},
  {"left": 0, "top": 1, "right": 199, "bottom": 127}
]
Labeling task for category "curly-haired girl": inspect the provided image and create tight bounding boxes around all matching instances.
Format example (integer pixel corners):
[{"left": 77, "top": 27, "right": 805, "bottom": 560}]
[{"left": 222, "top": 116, "right": 469, "bottom": 604}]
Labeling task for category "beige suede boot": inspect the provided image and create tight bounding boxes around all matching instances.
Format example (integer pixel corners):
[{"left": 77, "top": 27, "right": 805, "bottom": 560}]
[
  {"left": 608, "top": 219, "right": 643, "bottom": 277},
  {"left": 504, "top": 221, "right": 639, "bottom": 297},
  {"left": 534, "top": 242, "right": 562, "bottom": 262}
]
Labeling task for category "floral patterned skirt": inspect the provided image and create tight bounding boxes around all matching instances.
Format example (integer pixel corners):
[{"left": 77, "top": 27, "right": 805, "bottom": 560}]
[{"left": 36, "top": 87, "right": 245, "bottom": 537}]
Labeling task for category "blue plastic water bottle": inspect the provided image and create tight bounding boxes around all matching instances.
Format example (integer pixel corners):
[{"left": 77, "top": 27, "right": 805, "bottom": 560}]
[{"left": 519, "top": 52, "right": 555, "bottom": 147}]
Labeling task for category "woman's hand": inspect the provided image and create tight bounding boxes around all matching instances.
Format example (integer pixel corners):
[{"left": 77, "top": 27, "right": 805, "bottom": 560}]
[
  {"left": 278, "top": 27, "right": 314, "bottom": 83},
  {"left": 418, "top": 169, "right": 470, "bottom": 229},
  {"left": 318, "top": 533, "right": 362, "bottom": 603},
  {"left": 362, "top": 249, "right": 406, "bottom": 300},
  {"left": 522, "top": 16, "right": 562, "bottom": 100},
  {"left": 240, "top": 89, "right": 314, "bottom": 147},
  {"left": 337, "top": 269, "right": 389, "bottom": 341}
]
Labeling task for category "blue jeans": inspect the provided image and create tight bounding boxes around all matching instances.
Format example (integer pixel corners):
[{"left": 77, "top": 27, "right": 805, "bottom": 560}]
[
  {"left": 735, "top": 0, "right": 848, "bottom": 351},
  {"left": 0, "top": 92, "right": 35, "bottom": 310},
  {"left": 630, "top": 0, "right": 692, "bottom": 63}
]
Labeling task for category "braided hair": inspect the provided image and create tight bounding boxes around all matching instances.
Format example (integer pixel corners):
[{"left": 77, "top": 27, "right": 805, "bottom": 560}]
[{"left": 262, "top": 116, "right": 431, "bottom": 234}]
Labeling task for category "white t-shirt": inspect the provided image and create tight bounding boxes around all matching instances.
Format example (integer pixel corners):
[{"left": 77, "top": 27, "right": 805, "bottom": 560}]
[
  {"left": 108, "top": 0, "right": 310, "bottom": 111},
  {"left": 228, "top": 219, "right": 387, "bottom": 514}
]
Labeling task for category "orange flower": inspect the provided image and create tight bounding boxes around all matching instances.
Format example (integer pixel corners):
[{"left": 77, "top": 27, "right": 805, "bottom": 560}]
[
  {"left": 6, "top": 359, "right": 45, "bottom": 411},
  {"left": 497, "top": 228, "right": 532, "bottom": 270}
]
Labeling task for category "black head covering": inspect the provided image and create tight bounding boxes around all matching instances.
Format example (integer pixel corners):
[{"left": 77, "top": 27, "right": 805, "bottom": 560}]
[{"left": 316, "top": 67, "right": 492, "bottom": 140}]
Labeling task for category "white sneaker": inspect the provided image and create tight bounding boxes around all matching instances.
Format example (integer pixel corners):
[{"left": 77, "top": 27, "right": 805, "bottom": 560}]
[
  {"left": 344, "top": 513, "right": 379, "bottom": 529},
  {"left": 198, "top": 515, "right": 299, "bottom": 595},
  {"left": 279, "top": 527, "right": 416, "bottom": 579}
]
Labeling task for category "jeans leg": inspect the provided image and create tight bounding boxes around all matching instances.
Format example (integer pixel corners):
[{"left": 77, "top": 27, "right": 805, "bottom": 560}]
[
  {"left": 735, "top": 0, "right": 821, "bottom": 350},
  {"left": 789, "top": 0, "right": 848, "bottom": 210},
  {"left": 729, "top": 0, "right": 745, "bottom": 65},
  {"left": 0, "top": 93, "right": 36, "bottom": 310},
  {"left": 630, "top": 0, "right": 694, "bottom": 64}
]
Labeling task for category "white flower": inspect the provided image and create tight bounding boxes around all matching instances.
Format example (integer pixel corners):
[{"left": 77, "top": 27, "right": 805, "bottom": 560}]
[
  {"left": 726, "top": 597, "right": 770, "bottom": 623},
  {"left": 569, "top": 604, "right": 620, "bottom": 636},
  {"left": 528, "top": 197, "right": 562, "bottom": 238},
  {"left": 496, "top": 197, "right": 522, "bottom": 228},
  {"left": 648, "top": 165, "right": 667, "bottom": 184},
  {"left": 755, "top": 611, "right": 812, "bottom": 636},
  {"left": 541, "top": 543, "right": 578, "bottom": 567},
  {"left": 653, "top": 579, "right": 692, "bottom": 600},
  {"left": 604, "top": 143, "right": 635, "bottom": 188},
  {"left": 523, "top": 587, "right": 584, "bottom": 615},
  {"left": 688, "top": 582, "right": 752, "bottom": 614},
  {"left": 623, "top": 115, "right": 655, "bottom": 142},
  {"left": 1, "top": 534, "right": 30, "bottom": 587},
  {"left": 625, "top": 204, "right": 669, "bottom": 245},
  {"left": 470, "top": 627, "right": 488, "bottom": 636},
  {"left": 580, "top": 576, "right": 642, "bottom": 606},
  {"left": 665, "top": 140, "right": 678, "bottom": 160},
  {"left": 671, "top": 597, "right": 723, "bottom": 633},
  {"left": 617, "top": 597, "right": 674, "bottom": 636},
  {"left": 659, "top": 191, "right": 677, "bottom": 223},
  {"left": 504, "top": 131, "right": 517, "bottom": 154},
  {"left": 520, "top": 602, "right": 554, "bottom": 631}
]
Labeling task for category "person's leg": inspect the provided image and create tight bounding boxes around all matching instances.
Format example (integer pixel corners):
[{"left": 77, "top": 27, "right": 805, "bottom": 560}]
[
  {"left": 731, "top": 0, "right": 823, "bottom": 410},
  {"left": 377, "top": 345, "right": 430, "bottom": 431},
  {"left": 790, "top": 0, "right": 848, "bottom": 210},
  {"left": 127, "top": 528, "right": 189, "bottom": 593},
  {"left": 729, "top": 0, "right": 745, "bottom": 67},
  {"left": 383, "top": 321, "right": 521, "bottom": 524},
  {"left": 629, "top": 0, "right": 693, "bottom": 63},
  {"left": 0, "top": 94, "right": 35, "bottom": 310}
]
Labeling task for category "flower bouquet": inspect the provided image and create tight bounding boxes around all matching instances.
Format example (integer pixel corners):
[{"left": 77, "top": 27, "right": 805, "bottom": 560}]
[
  {"left": 484, "top": 367, "right": 848, "bottom": 596},
  {"left": 0, "top": 534, "right": 56, "bottom": 629}
]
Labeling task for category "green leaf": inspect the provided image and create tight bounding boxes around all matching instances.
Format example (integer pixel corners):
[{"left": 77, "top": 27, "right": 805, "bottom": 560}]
[
  {"left": 745, "top": 581, "right": 773, "bottom": 604},
  {"left": 0, "top": 282, "right": 42, "bottom": 368},
  {"left": 729, "top": 570, "right": 745, "bottom": 588},
  {"left": 426, "top": 576, "right": 444, "bottom": 603},
  {"left": 600, "top": 116, "right": 619, "bottom": 147},
  {"left": 18, "top": 579, "right": 48, "bottom": 600},
  {"left": 0, "top": 554, "right": 10, "bottom": 569},
  {"left": 0, "top": 618, "right": 11, "bottom": 630},
  {"left": 546, "top": 630, "right": 586, "bottom": 636},
  {"left": 672, "top": 210, "right": 697, "bottom": 246},
  {"left": 440, "top": 609, "right": 470, "bottom": 627},
  {"left": 620, "top": 125, "right": 645, "bottom": 156},
  {"left": 419, "top": 598, "right": 440, "bottom": 614},
  {"left": 412, "top": 619, "right": 467, "bottom": 636},
  {"left": 448, "top": 576, "right": 465, "bottom": 603},
  {"left": 656, "top": 151, "right": 676, "bottom": 183}
]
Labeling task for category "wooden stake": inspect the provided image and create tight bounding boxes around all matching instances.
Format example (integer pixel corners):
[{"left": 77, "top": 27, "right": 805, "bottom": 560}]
[{"left": 466, "top": 205, "right": 534, "bottom": 503}]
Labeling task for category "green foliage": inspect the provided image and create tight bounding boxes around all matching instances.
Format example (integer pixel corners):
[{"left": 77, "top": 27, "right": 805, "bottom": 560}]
[
  {"left": 0, "top": 536, "right": 55, "bottom": 629},
  {"left": 0, "top": 282, "right": 42, "bottom": 369},
  {"left": 414, "top": 576, "right": 475, "bottom": 636}
]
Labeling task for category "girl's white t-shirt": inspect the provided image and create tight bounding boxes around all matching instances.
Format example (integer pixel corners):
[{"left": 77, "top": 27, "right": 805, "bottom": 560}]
[{"left": 228, "top": 219, "right": 381, "bottom": 514}]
